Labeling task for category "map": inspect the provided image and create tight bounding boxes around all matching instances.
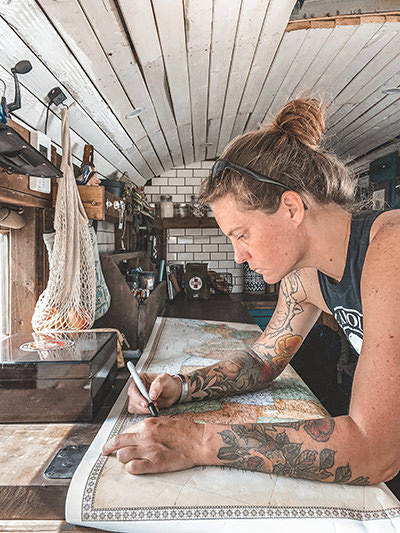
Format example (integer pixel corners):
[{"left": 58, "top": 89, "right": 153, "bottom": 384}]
[{"left": 66, "top": 318, "right": 400, "bottom": 533}]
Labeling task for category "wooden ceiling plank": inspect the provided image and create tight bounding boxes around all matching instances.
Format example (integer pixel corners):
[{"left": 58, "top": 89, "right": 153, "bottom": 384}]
[
  {"left": 118, "top": 0, "right": 183, "bottom": 168},
  {"left": 247, "top": 29, "right": 307, "bottom": 130},
  {"left": 314, "top": 23, "right": 388, "bottom": 102},
  {"left": 79, "top": 0, "right": 172, "bottom": 173},
  {"left": 0, "top": 21, "right": 144, "bottom": 184},
  {"left": 232, "top": 0, "right": 297, "bottom": 138},
  {"left": 327, "top": 55, "right": 400, "bottom": 150},
  {"left": 1, "top": 0, "right": 149, "bottom": 183},
  {"left": 36, "top": 0, "right": 157, "bottom": 179},
  {"left": 216, "top": 0, "right": 271, "bottom": 155},
  {"left": 267, "top": 27, "right": 333, "bottom": 119},
  {"left": 338, "top": 111, "right": 400, "bottom": 159},
  {"left": 206, "top": 0, "right": 241, "bottom": 160},
  {"left": 185, "top": 0, "right": 213, "bottom": 163},
  {"left": 293, "top": 25, "right": 356, "bottom": 99},
  {"left": 333, "top": 79, "right": 400, "bottom": 150},
  {"left": 325, "top": 22, "right": 400, "bottom": 127},
  {"left": 152, "top": 0, "right": 194, "bottom": 166}
]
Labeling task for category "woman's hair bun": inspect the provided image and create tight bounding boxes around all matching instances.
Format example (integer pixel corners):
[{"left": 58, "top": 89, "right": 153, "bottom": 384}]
[{"left": 272, "top": 98, "right": 325, "bottom": 150}]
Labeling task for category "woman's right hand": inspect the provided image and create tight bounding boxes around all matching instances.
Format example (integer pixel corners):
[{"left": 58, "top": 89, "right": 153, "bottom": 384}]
[{"left": 127, "top": 372, "right": 183, "bottom": 414}]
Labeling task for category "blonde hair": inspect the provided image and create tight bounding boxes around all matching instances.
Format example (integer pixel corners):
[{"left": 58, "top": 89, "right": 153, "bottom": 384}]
[{"left": 199, "top": 98, "right": 357, "bottom": 213}]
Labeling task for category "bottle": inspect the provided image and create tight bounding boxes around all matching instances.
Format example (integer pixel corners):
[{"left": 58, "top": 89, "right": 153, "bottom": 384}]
[{"left": 160, "top": 195, "right": 174, "bottom": 218}]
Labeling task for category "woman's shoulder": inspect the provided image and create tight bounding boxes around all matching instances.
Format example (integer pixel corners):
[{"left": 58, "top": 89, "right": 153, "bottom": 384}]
[{"left": 370, "top": 209, "right": 400, "bottom": 242}]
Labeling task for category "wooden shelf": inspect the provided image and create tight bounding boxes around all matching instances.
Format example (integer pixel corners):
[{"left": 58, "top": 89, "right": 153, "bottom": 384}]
[{"left": 162, "top": 216, "right": 218, "bottom": 229}]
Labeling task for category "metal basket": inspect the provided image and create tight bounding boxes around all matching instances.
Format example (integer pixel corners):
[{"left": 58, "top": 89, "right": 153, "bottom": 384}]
[{"left": 207, "top": 271, "right": 233, "bottom": 294}]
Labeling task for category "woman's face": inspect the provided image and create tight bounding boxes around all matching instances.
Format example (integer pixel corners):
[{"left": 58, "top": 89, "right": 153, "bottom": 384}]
[{"left": 211, "top": 193, "right": 306, "bottom": 284}]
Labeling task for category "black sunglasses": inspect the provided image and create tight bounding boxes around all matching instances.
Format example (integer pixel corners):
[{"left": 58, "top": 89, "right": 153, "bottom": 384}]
[{"left": 211, "top": 158, "right": 307, "bottom": 209}]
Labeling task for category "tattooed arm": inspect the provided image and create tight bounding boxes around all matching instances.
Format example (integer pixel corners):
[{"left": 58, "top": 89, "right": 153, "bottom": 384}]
[
  {"left": 126, "top": 269, "right": 321, "bottom": 413},
  {"left": 182, "top": 269, "right": 321, "bottom": 402}
]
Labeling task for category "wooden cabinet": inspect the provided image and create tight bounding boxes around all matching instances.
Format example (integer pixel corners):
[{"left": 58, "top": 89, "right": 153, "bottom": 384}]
[{"left": 94, "top": 251, "right": 166, "bottom": 350}]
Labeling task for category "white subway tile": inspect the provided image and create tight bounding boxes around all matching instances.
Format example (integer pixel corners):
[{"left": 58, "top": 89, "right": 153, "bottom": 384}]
[
  {"left": 212, "top": 252, "right": 227, "bottom": 260},
  {"left": 144, "top": 186, "right": 160, "bottom": 195},
  {"left": 218, "top": 243, "right": 234, "bottom": 252},
  {"left": 208, "top": 261, "right": 219, "bottom": 269},
  {"left": 168, "top": 236, "right": 177, "bottom": 244},
  {"left": 185, "top": 244, "right": 202, "bottom": 252},
  {"left": 160, "top": 186, "right": 177, "bottom": 195},
  {"left": 218, "top": 260, "right": 236, "bottom": 269},
  {"left": 202, "top": 244, "right": 218, "bottom": 252},
  {"left": 168, "top": 177, "right": 183, "bottom": 186},
  {"left": 211, "top": 236, "right": 228, "bottom": 244},
  {"left": 194, "top": 169, "right": 210, "bottom": 177},
  {"left": 193, "top": 236, "right": 210, "bottom": 244},
  {"left": 170, "top": 244, "right": 185, "bottom": 253},
  {"left": 167, "top": 252, "right": 178, "bottom": 261},
  {"left": 169, "top": 229, "right": 185, "bottom": 236},
  {"left": 201, "top": 161, "right": 214, "bottom": 169},
  {"left": 185, "top": 228, "right": 202, "bottom": 235},
  {"left": 173, "top": 194, "right": 185, "bottom": 203},
  {"left": 151, "top": 177, "right": 168, "bottom": 186},
  {"left": 161, "top": 170, "right": 177, "bottom": 178},
  {"left": 176, "top": 252, "right": 194, "bottom": 261},
  {"left": 176, "top": 169, "right": 191, "bottom": 178},
  {"left": 185, "top": 177, "right": 202, "bottom": 186},
  {"left": 195, "top": 252, "right": 212, "bottom": 261},
  {"left": 177, "top": 186, "right": 193, "bottom": 195},
  {"left": 202, "top": 228, "right": 220, "bottom": 236},
  {"left": 177, "top": 236, "right": 193, "bottom": 244}
]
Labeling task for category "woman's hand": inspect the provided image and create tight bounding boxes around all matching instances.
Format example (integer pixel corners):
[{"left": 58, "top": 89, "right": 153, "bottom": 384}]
[
  {"left": 102, "top": 417, "right": 206, "bottom": 474},
  {"left": 127, "top": 372, "right": 182, "bottom": 414}
]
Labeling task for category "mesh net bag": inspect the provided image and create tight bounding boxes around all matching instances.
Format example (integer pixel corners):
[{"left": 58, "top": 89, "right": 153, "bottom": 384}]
[{"left": 32, "top": 108, "right": 96, "bottom": 331}]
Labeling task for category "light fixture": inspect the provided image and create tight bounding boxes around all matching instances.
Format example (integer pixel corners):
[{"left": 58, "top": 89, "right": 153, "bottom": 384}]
[
  {"left": 382, "top": 87, "right": 400, "bottom": 95},
  {"left": 125, "top": 108, "right": 143, "bottom": 119},
  {"left": 1, "top": 60, "right": 32, "bottom": 116}
]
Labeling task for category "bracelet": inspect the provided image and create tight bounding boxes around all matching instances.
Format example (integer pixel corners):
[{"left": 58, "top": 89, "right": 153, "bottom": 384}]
[{"left": 175, "top": 374, "right": 189, "bottom": 404}]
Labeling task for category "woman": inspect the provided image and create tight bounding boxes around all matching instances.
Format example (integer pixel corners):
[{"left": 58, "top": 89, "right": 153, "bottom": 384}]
[{"left": 103, "top": 98, "right": 400, "bottom": 486}]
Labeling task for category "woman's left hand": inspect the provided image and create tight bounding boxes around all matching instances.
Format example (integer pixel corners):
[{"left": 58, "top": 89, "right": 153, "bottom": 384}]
[{"left": 102, "top": 417, "right": 206, "bottom": 474}]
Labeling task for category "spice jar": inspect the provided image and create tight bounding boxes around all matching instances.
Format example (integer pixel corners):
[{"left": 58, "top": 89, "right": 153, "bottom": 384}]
[
  {"left": 177, "top": 203, "right": 189, "bottom": 217},
  {"left": 190, "top": 194, "right": 205, "bottom": 217},
  {"left": 160, "top": 195, "right": 174, "bottom": 218}
]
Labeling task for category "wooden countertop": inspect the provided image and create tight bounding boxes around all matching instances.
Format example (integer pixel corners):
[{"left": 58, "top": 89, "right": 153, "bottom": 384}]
[{"left": 163, "top": 292, "right": 277, "bottom": 323}]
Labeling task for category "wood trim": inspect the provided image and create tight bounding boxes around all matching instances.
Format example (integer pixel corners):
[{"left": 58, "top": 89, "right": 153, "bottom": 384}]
[
  {"left": 9, "top": 207, "right": 47, "bottom": 334},
  {"left": 287, "top": 12, "right": 400, "bottom": 31},
  {"left": 162, "top": 216, "right": 218, "bottom": 229}
]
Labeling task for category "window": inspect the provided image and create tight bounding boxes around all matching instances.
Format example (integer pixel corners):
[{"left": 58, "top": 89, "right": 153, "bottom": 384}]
[{"left": 0, "top": 231, "right": 9, "bottom": 338}]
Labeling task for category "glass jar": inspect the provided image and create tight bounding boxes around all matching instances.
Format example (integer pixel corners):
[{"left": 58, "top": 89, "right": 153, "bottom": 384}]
[
  {"left": 190, "top": 194, "right": 205, "bottom": 217},
  {"left": 160, "top": 195, "right": 174, "bottom": 218},
  {"left": 177, "top": 203, "right": 189, "bottom": 217}
]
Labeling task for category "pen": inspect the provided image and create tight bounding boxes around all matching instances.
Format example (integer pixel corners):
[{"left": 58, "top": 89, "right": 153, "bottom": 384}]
[{"left": 126, "top": 361, "right": 159, "bottom": 417}]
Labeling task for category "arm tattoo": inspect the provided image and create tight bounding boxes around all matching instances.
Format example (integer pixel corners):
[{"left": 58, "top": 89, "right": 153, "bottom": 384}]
[
  {"left": 185, "top": 271, "right": 307, "bottom": 401},
  {"left": 217, "top": 419, "right": 369, "bottom": 485},
  {"left": 268, "top": 269, "right": 307, "bottom": 339}
]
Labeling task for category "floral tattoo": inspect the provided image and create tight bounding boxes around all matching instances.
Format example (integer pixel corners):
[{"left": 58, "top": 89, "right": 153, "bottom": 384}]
[{"left": 217, "top": 419, "right": 369, "bottom": 485}]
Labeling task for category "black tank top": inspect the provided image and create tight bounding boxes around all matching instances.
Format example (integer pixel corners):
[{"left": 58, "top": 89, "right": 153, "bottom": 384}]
[{"left": 317, "top": 210, "right": 384, "bottom": 354}]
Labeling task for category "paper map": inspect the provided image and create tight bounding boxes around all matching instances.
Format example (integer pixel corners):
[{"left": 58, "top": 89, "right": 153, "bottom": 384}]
[{"left": 66, "top": 318, "right": 400, "bottom": 532}]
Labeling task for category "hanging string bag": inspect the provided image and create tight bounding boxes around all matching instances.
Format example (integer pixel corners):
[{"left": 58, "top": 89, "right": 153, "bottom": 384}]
[{"left": 32, "top": 108, "right": 96, "bottom": 331}]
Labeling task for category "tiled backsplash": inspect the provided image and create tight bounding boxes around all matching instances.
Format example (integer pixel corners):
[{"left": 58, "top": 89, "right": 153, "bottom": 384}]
[{"left": 144, "top": 161, "right": 243, "bottom": 293}]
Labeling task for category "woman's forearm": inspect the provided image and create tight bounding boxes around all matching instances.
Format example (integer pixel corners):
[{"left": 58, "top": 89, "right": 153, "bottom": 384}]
[
  {"left": 182, "top": 346, "right": 285, "bottom": 402},
  {"left": 201, "top": 415, "right": 375, "bottom": 485}
]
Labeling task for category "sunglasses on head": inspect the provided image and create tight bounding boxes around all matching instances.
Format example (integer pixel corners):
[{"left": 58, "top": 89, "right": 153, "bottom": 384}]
[{"left": 210, "top": 158, "right": 308, "bottom": 209}]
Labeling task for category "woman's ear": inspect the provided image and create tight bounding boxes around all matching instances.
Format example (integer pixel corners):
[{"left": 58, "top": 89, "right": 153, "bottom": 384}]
[{"left": 280, "top": 191, "right": 306, "bottom": 226}]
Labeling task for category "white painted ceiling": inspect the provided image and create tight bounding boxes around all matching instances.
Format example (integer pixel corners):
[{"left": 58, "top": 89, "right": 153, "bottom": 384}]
[{"left": 0, "top": 0, "right": 399, "bottom": 184}]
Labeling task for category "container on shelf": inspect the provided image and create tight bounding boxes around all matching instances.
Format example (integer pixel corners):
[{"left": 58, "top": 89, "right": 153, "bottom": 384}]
[
  {"left": 160, "top": 195, "right": 174, "bottom": 218},
  {"left": 243, "top": 262, "right": 266, "bottom": 293},
  {"left": 176, "top": 203, "right": 190, "bottom": 217},
  {"left": 190, "top": 194, "right": 206, "bottom": 217}
]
